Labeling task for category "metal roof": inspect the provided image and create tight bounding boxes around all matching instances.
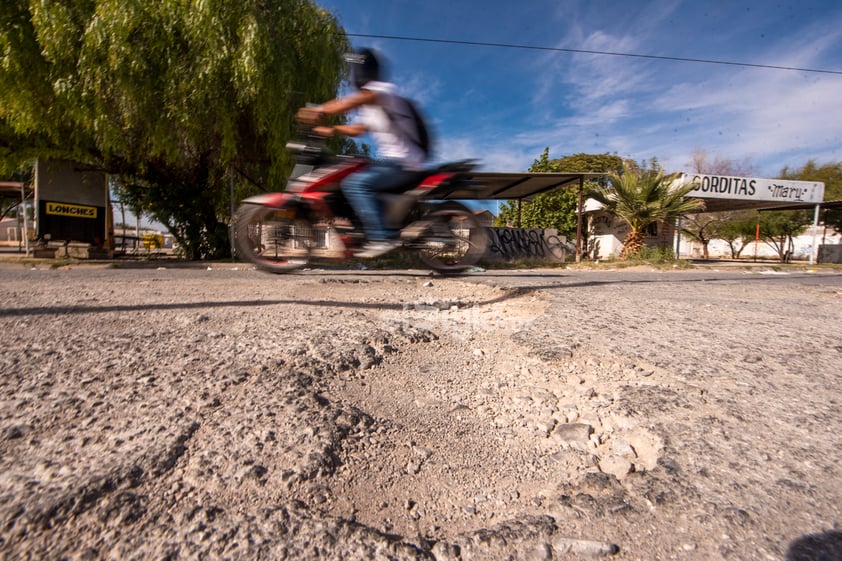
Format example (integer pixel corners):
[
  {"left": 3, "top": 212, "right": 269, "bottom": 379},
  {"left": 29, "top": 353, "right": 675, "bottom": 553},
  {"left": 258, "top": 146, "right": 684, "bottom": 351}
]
[
  {"left": 439, "top": 171, "right": 606, "bottom": 201},
  {"left": 756, "top": 199, "right": 842, "bottom": 212},
  {"left": 440, "top": 173, "right": 841, "bottom": 215},
  {"left": 430, "top": 170, "right": 842, "bottom": 223},
  {"left": 0, "top": 181, "right": 30, "bottom": 199}
]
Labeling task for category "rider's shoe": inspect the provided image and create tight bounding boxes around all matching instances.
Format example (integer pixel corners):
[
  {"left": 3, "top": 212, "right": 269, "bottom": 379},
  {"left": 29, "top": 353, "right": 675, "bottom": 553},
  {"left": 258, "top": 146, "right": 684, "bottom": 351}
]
[{"left": 354, "top": 239, "right": 400, "bottom": 258}]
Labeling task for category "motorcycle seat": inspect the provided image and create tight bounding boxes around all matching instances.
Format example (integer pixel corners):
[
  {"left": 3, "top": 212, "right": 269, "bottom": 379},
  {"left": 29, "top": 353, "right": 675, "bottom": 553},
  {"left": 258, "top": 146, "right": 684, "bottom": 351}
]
[
  {"left": 379, "top": 170, "right": 433, "bottom": 193},
  {"left": 379, "top": 159, "right": 479, "bottom": 194}
]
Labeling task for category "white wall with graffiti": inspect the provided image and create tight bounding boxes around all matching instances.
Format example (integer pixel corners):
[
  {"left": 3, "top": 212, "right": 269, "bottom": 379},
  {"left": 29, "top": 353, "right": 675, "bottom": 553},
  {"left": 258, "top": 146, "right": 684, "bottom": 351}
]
[{"left": 484, "top": 228, "right": 574, "bottom": 262}]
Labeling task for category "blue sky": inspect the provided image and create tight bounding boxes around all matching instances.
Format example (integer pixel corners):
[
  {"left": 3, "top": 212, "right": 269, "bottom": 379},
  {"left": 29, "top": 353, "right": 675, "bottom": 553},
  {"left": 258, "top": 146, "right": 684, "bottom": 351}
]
[{"left": 316, "top": 0, "right": 842, "bottom": 178}]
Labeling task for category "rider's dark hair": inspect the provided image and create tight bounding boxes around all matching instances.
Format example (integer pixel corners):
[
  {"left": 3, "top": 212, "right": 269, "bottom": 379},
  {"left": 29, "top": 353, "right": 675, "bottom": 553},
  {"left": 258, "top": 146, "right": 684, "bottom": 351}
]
[{"left": 348, "top": 48, "right": 385, "bottom": 90}]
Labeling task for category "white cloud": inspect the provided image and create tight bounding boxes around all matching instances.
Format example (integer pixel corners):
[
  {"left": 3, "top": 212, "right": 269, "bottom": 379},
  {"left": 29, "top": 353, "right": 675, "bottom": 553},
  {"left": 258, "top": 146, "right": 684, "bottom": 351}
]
[
  {"left": 523, "top": 17, "right": 842, "bottom": 175},
  {"left": 395, "top": 71, "right": 443, "bottom": 106},
  {"left": 438, "top": 134, "right": 533, "bottom": 172}
]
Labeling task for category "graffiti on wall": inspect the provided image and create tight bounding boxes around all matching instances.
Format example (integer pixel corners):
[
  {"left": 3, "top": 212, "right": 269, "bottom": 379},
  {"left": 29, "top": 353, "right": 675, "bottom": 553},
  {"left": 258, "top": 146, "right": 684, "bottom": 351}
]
[{"left": 486, "top": 228, "right": 572, "bottom": 262}]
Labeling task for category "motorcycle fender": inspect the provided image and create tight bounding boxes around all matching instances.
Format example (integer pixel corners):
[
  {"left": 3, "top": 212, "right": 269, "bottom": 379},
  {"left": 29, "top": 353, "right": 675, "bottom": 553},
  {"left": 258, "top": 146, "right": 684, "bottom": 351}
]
[{"left": 240, "top": 192, "right": 295, "bottom": 208}]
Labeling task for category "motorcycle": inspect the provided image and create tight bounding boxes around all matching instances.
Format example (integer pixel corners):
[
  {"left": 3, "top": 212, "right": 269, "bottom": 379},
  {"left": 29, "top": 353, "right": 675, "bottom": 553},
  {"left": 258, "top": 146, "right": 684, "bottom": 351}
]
[{"left": 232, "top": 135, "right": 489, "bottom": 274}]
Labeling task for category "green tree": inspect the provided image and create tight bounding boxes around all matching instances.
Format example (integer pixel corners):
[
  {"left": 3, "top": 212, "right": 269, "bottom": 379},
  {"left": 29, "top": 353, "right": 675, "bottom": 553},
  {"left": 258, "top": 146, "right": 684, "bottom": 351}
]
[
  {"left": 494, "top": 148, "right": 624, "bottom": 236},
  {"left": 780, "top": 160, "right": 842, "bottom": 234},
  {"left": 680, "top": 213, "right": 720, "bottom": 259},
  {"left": 715, "top": 210, "right": 758, "bottom": 259},
  {"left": 588, "top": 163, "right": 704, "bottom": 258},
  {"left": 757, "top": 210, "right": 812, "bottom": 262},
  {"left": 0, "top": 0, "right": 348, "bottom": 258}
]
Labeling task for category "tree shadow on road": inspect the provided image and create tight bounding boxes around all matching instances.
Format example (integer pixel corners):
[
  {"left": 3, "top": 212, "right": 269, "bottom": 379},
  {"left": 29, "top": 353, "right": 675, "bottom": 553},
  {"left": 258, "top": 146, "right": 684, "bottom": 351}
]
[
  {"left": 786, "top": 530, "right": 842, "bottom": 561},
  {"left": 1, "top": 269, "right": 837, "bottom": 318}
]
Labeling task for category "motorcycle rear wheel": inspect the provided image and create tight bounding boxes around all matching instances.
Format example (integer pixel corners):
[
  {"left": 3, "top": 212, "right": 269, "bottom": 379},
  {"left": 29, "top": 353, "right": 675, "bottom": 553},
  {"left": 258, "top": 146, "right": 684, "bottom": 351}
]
[
  {"left": 417, "top": 203, "right": 488, "bottom": 272},
  {"left": 233, "top": 203, "right": 314, "bottom": 273}
]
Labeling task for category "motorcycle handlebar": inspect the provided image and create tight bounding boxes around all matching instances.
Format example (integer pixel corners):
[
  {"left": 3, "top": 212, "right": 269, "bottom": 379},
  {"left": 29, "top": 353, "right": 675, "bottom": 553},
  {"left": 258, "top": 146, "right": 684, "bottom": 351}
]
[
  {"left": 285, "top": 140, "right": 309, "bottom": 152},
  {"left": 287, "top": 117, "right": 329, "bottom": 153}
]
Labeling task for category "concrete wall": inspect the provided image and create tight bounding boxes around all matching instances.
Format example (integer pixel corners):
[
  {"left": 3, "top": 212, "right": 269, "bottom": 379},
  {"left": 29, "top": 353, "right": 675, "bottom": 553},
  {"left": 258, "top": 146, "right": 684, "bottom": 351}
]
[
  {"left": 818, "top": 244, "right": 842, "bottom": 264},
  {"left": 679, "top": 231, "right": 841, "bottom": 261}
]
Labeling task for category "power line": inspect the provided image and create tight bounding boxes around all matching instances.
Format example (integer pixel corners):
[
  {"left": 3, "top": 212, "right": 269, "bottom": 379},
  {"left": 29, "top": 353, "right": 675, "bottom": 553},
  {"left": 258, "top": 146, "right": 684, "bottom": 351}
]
[{"left": 347, "top": 33, "right": 842, "bottom": 76}]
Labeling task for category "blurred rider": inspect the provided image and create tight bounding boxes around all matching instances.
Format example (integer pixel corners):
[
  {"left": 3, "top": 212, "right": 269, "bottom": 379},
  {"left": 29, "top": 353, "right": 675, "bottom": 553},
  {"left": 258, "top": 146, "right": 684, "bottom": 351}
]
[{"left": 296, "top": 48, "right": 428, "bottom": 258}]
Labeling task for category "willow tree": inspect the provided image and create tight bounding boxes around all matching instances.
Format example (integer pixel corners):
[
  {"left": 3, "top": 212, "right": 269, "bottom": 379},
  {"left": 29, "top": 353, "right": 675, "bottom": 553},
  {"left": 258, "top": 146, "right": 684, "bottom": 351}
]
[
  {"left": 0, "top": 0, "right": 348, "bottom": 258},
  {"left": 588, "top": 163, "right": 704, "bottom": 258}
]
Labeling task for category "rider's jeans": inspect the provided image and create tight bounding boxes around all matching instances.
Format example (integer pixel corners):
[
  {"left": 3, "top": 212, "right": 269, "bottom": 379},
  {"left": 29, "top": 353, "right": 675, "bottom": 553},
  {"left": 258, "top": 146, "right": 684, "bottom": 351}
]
[{"left": 341, "top": 160, "right": 417, "bottom": 241}]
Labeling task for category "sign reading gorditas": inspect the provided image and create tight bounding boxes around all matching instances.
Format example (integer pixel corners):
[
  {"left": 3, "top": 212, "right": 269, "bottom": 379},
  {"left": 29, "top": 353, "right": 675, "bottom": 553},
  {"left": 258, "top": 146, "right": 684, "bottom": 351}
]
[{"left": 676, "top": 173, "right": 825, "bottom": 204}]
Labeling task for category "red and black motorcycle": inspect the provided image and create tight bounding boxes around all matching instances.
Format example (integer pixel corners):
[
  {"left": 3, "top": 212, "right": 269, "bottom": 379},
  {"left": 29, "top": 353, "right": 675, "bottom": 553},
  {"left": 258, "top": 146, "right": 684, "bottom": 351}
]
[{"left": 233, "top": 136, "right": 489, "bottom": 273}]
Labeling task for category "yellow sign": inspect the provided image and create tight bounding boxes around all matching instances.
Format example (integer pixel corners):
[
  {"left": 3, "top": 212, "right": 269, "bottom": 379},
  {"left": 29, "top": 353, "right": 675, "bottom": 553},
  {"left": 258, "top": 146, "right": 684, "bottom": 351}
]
[
  {"left": 46, "top": 202, "right": 98, "bottom": 219},
  {"left": 142, "top": 234, "right": 163, "bottom": 249}
]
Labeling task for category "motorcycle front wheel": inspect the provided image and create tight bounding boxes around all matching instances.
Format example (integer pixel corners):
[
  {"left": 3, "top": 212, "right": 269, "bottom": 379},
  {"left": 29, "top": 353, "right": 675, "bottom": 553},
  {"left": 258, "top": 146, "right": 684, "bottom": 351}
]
[
  {"left": 417, "top": 203, "right": 488, "bottom": 272},
  {"left": 233, "top": 203, "right": 314, "bottom": 273}
]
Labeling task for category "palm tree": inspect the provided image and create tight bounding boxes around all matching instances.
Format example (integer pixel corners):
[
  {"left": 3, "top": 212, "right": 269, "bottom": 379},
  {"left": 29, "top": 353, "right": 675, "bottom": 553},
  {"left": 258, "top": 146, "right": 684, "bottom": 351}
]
[{"left": 588, "top": 164, "right": 704, "bottom": 258}]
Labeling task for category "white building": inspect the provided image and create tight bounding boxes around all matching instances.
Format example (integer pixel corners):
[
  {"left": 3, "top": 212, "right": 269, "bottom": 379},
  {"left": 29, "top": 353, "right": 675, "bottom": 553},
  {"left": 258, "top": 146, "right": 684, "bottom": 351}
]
[{"left": 584, "top": 172, "right": 837, "bottom": 262}]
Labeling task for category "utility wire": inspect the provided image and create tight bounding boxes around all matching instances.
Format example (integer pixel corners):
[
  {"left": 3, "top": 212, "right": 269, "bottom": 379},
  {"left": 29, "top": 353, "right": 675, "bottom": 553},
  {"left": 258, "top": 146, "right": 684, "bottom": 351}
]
[{"left": 347, "top": 33, "right": 842, "bottom": 76}]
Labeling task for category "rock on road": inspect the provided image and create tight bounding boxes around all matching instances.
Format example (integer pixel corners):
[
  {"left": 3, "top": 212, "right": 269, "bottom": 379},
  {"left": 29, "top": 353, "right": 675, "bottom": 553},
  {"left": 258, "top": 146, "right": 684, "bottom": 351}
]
[{"left": 0, "top": 262, "right": 840, "bottom": 560}]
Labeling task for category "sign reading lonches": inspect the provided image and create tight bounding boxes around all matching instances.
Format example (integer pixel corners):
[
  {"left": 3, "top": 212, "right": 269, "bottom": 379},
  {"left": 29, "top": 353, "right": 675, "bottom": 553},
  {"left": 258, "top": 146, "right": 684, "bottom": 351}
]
[
  {"left": 46, "top": 202, "right": 98, "bottom": 219},
  {"left": 39, "top": 200, "right": 106, "bottom": 243}
]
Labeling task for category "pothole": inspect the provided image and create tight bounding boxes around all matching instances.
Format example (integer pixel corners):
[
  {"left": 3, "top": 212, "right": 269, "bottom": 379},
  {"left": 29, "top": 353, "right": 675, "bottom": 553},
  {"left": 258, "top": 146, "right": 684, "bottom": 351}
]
[{"left": 319, "top": 283, "right": 663, "bottom": 541}]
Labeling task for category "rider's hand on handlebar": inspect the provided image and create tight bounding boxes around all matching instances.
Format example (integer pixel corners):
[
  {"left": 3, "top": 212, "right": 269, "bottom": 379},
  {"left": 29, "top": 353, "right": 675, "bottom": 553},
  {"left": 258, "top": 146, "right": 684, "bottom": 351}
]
[{"left": 296, "top": 106, "right": 324, "bottom": 125}]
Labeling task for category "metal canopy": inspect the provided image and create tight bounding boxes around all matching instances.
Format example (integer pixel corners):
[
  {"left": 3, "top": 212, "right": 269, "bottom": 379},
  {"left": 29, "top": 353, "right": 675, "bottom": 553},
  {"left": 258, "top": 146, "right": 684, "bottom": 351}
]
[
  {"left": 0, "top": 181, "right": 30, "bottom": 199},
  {"left": 755, "top": 199, "right": 842, "bottom": 212},
  {"left": 690, "top": 197, "right": 841, "bottom": 213},
  {"left": 440, "top": 171, "right": 606, "bottom": 201}
]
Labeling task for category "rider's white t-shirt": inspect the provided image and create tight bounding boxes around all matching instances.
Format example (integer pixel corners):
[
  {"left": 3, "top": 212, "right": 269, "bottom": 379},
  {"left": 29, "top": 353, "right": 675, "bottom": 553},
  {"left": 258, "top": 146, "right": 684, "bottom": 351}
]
[{"left": 358, "top": 81, "right": 426, "bottom": 170}]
